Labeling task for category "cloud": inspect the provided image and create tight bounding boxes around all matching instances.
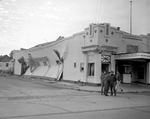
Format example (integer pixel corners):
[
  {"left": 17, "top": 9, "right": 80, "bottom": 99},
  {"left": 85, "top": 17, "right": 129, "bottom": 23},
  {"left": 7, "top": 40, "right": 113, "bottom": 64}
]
[{"left": 45, "top": 1, "right": 53, "bottom": 5}]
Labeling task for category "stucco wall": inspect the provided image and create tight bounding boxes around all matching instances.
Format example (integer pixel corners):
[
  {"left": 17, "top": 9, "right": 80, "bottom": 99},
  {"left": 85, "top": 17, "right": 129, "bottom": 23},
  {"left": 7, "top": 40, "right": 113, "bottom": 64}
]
[
  {"left": 84, "top": 24, "right": 99, "bottom": 47},
  {"left": 13, "top": 40, "right": 67, "bottom": 77},
  {"left": 63, "top": 32, "right": 84, "bottom": 81},
  {"left": 13, "top": 50, "right": 28, "bottom": 75},
  {"left": 13, "top": 23, "right": 150, "bottom": 84}
]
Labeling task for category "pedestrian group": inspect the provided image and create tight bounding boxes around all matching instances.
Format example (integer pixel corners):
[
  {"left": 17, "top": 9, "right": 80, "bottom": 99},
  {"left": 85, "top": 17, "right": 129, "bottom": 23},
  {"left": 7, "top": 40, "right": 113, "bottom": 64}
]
[{"left": 100, "top": 71, "right": 123, "bottom": 96}]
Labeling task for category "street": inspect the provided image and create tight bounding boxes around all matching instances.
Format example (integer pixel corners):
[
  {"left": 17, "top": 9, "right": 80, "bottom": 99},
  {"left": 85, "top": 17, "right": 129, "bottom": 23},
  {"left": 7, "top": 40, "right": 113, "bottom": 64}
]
[{"left": 0, "top": 76, "right": 150, "bottom": 119}]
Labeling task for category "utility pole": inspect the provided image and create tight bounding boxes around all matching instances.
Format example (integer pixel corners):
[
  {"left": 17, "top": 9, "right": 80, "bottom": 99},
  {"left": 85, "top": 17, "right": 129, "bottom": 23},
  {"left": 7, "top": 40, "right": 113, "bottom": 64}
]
[{"left": 130, "top": 1, "right": 132, "bottom": 34}]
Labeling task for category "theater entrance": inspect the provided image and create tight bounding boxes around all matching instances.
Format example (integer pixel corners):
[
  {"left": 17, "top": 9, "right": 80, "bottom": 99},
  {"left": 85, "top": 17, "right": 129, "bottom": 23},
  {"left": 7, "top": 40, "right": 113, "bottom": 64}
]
[{"left": 115, "top": 53, "right": 150, "bottom": 84}]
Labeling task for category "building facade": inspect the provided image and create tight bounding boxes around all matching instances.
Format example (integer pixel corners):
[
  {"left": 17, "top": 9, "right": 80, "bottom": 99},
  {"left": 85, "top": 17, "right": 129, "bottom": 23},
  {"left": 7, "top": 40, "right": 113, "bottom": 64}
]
[
  {"left": 13, "top": 23, "right": 150, "bottom": 84},
  {"left": 0, "top": 55, "right": 12, "bottom": 72}
]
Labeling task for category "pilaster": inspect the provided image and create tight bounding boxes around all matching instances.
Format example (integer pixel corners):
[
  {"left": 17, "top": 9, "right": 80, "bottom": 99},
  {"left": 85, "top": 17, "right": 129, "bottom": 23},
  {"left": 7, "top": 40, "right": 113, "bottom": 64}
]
[
  {"left": 83, "top": 54, "right": 88, "bottom": 82},
  {"left": 95, "top": 53, "right": 101, "bottom": 83},
  {"left": 111, "top": 55, "right": 115, "bottom": 72}
]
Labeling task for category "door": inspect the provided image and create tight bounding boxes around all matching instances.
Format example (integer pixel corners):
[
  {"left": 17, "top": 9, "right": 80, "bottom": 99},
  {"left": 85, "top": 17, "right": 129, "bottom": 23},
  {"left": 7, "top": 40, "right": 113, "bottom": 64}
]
[
  {"left": 102, "top": 63, "right": 109, "bottom": 72},
  {"left": 137, "top": 65, "right": 145, "bottom": 83}
]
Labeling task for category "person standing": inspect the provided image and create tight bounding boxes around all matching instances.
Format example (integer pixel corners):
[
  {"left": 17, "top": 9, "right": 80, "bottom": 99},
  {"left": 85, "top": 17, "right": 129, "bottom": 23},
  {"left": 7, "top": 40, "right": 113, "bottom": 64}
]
[
  {"left": 116, "top": 71, "right": 123, "bottom": 91},
  {"left": 109, "top": 71, "right": 117, "bottom": 96},
  {"left": 100, "top": 71, "right": 106, "bottom": 95},
  {"left": 104, "top": 72, "right": 110, "bottom": 96}
]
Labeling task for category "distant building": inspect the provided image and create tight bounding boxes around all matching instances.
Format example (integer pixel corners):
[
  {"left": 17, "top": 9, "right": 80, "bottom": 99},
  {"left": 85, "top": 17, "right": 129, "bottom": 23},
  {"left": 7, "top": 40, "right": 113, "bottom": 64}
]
[
  {"left": 13, "top": 23, "right": 150, "bottom": 84},
  {"left": 0, "top": 55, "right": 12, "bottom": 72}
]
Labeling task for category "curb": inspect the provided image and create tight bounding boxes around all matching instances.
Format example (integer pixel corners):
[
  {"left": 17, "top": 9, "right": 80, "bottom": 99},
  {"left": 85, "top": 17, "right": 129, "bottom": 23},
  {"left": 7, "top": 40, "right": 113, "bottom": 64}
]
[{"left": 2, "top": 75, "right": 150, "bottom": 94}]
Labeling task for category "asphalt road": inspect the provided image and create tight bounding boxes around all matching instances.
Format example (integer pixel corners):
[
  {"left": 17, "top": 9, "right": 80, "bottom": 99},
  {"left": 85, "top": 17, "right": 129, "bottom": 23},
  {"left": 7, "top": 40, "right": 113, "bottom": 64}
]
[{"left": 0, "top": 76, "right": 150, "bottom": 119}]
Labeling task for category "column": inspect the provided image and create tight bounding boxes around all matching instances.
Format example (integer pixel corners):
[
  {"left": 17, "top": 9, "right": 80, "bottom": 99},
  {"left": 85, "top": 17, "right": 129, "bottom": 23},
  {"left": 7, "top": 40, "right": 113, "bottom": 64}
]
[
  {"left": 111, "top": 55, "right": 116, "bottom": 72},
  {"left": 95, "top": 53, "right": 101, "bottom": 83},
  {"left": 83, "top": 53, "right": 88, "bottom": 83},
  {"left": 146, "top": 62, "right": 150, "bottom": 84}
]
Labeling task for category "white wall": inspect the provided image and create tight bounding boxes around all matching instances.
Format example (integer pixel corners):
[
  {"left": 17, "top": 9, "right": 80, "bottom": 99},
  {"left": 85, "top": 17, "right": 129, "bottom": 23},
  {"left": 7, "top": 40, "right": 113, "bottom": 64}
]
[
  {"left": 14, "top": 40, "right": 69, "bottom": 78},
  {"left": 63, "top": 32, "right": 84, "bottom": 81},
  {"left": 13, "top": 50, "right": 28, "bottom": 75}
]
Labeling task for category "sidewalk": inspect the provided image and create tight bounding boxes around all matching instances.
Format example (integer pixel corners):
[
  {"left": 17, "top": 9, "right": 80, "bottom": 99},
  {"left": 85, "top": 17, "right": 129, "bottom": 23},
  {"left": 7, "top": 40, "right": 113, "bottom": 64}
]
[
  {"left": 57, "top": 81, "right": 150, "bottom": 93},
  {"left": 3, "top": 75, "right": 150, "bottom": 93}
]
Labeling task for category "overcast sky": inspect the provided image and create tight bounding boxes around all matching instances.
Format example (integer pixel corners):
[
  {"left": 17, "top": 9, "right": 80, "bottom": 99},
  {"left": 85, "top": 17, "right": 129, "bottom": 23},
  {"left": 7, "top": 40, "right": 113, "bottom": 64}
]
[{"left": 0, "top": 0, "right": 149, "bottom": 55}]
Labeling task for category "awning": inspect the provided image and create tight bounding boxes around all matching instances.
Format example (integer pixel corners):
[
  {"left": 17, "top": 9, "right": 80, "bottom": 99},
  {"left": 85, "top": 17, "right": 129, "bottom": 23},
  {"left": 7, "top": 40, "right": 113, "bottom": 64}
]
[{"left": 115, "top": 53, "right": 150, "bottom": 61}]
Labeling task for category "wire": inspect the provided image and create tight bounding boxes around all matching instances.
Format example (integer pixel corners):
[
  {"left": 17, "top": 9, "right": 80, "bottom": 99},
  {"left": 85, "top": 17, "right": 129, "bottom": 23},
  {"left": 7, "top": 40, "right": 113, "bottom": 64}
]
[
  {"left": 100, "top": 0, "right": 108, "bottom": 23},
  {"left": 95, "top": 0, "right": 99, "bottom": 23},
  {"left": 103, "top": 0, "right": 111, "bottom": 22},
  {"left": 98, "top": 0, "right": 102, "bottom": 23}
]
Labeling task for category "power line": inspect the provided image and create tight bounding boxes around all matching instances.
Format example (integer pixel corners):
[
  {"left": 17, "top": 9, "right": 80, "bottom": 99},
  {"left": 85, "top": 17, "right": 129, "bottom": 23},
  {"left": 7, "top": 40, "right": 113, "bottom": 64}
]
[
  {"left": 95, "top": 0, "right": 99, "bottom": 23},
  {"left": 98, "top": 0, "right": 102, "bottom": 23},
  {"left": 103, "top": 0, "right": 111, "bottom": 22},
  {"left": 100, "top": 0, "right": 108, "bottom": 22},
  {"left": 101, "top": 0, "right": 110, "bottom": 23}
]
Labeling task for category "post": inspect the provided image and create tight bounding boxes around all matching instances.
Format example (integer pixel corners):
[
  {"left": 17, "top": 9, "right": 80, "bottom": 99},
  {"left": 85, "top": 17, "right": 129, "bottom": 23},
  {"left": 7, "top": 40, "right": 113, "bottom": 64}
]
[{"left": 130, "top": 1, "right": 132, "bottom": 34}]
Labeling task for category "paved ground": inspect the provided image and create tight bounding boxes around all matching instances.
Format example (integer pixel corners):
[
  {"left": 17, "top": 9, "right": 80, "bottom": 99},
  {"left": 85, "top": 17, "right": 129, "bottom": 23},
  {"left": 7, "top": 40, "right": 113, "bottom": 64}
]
[
  {"left": 0, "top": 75, "right": 150, "bottom": 119},
  {"left": 8, "top": 75, "right": 150, "bottom": 93}
]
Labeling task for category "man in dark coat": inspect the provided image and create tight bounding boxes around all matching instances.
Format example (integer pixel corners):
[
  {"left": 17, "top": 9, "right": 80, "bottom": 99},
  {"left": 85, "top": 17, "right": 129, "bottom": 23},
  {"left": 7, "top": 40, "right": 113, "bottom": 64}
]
[
  {"left": 109, "top": 71, "right": 117, "bottom": 96},
  {"left": 100, "top": 71, "right": 106, "bottom": 95},
  {"left": 104, "top": 72, "right": 110, "bottom": 96}
]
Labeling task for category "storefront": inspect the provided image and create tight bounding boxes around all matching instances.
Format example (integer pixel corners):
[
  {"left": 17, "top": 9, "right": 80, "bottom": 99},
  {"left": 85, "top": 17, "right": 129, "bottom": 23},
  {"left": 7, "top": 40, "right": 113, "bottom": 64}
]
[
  {"left": 115, "top": 53, "right": 150, "bottom": 84},
  {"left": 81, "top": 45, "right": 118, "bottom": 84}
]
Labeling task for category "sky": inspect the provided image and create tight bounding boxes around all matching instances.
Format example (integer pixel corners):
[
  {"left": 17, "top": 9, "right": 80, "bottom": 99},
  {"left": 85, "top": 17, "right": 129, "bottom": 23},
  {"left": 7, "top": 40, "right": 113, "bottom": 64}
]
[{"left": 0, "top": 0, "right": 149, "bottom": 56}]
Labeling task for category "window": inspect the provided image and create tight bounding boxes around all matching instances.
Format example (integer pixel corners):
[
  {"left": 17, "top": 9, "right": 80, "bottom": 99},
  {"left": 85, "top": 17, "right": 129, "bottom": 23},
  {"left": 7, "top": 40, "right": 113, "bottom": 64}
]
[
  {"left": 37, "top": 62, "right": 40, "bottom": 66},
  {"left": 6, "top": 63, "right": 9, "bottom": 67},
  {"left": 80, "top": 63, "right": 84, "bottom": 72},
  {"left": 43, "top": 61, "right": 47, "bottom": 66},
  {"left": 88, "top": 63, "right": 94, "bottom": 76}
]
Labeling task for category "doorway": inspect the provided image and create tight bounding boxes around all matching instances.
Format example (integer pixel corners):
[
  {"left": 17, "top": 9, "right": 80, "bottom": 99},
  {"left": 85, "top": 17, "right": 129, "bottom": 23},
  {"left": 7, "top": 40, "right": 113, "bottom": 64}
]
[
  {"left": 137, "top": 65, "right": 145, "bottom": 84},
  {"left": 102, "top": 63, "right": 109, "bottom": 72}
]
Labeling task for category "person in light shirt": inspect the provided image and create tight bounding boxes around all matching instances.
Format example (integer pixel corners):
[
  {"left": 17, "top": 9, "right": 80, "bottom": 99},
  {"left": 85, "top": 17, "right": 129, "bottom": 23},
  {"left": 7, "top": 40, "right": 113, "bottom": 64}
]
[{"left": 115, "top": 71, "right": 123, "bottom": 92}]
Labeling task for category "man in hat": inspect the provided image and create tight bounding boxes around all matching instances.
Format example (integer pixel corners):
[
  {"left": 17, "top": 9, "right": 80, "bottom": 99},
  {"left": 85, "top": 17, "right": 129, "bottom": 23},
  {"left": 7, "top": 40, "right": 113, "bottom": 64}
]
[
  {"left": 104, "top": 71, "right": 110, "bottom": 96},
  {"left": 109, "top": 71, "right": 117, "bottom": 96},
  {"left": 100, "top": 71, "right": 106, "bottom": 95}
]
